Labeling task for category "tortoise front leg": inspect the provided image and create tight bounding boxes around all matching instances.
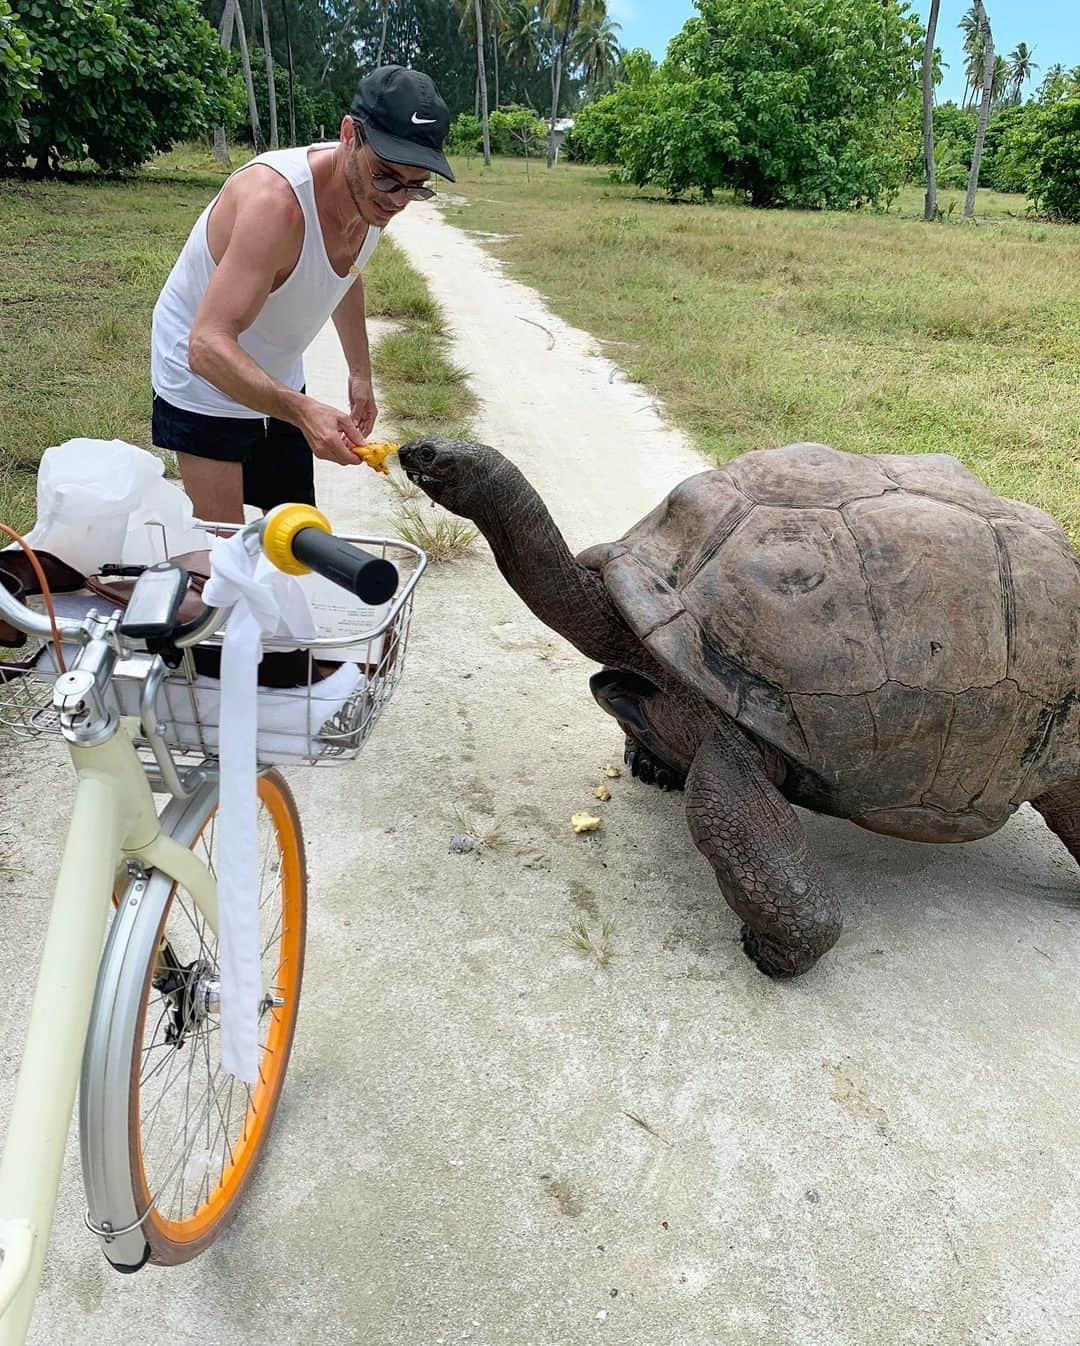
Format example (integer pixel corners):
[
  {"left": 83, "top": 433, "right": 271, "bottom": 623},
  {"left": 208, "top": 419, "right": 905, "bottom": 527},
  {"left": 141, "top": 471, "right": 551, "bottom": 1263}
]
[{"left": 685, "top": 722, "right": 842, "bottom": 978}]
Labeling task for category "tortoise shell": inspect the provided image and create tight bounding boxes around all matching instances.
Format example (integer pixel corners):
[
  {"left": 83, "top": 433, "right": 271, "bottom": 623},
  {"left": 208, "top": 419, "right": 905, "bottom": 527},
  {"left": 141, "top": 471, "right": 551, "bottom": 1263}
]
[{"left": 582, "top": 444, "right": 1079, "bottom": 835}]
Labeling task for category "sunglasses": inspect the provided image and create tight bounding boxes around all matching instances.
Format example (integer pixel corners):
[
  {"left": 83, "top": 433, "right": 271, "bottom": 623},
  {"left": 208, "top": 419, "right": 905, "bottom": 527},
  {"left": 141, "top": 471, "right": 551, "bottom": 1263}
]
[{"left": 353, "top": 121, "right": 436, "bottom": 201}]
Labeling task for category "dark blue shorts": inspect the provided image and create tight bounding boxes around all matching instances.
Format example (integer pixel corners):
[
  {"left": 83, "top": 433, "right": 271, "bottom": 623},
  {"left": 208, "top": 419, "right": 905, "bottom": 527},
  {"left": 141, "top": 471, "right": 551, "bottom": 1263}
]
[{"left": 151, "top": 392, "right": 315, "bottom": 511}]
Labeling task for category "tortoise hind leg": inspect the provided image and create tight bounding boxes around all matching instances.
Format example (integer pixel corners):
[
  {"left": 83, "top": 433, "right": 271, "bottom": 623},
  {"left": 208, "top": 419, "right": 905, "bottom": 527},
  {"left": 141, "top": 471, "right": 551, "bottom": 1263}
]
[
  {"left": 589, "top": 668, "right": 686, "bottom": 790},
  {"left": 1031, "top": 780, "right": 1080, "bottom": 867},
  {"left": 685, "top": 721, "right": 842, "bottom": 978}
]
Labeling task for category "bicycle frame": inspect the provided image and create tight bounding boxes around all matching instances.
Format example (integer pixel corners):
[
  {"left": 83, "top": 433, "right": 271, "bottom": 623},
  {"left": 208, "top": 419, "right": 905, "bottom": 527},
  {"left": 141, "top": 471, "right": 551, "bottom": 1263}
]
[{"left": 0, "top": 719, "right": 218, "bottom": 1345}]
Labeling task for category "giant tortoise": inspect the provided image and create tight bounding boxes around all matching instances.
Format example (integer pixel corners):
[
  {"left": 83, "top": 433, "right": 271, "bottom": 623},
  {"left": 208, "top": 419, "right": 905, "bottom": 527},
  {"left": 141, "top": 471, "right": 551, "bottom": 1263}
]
[{"left": 399, "top": 439, "right": 1079, "bottom": 978}]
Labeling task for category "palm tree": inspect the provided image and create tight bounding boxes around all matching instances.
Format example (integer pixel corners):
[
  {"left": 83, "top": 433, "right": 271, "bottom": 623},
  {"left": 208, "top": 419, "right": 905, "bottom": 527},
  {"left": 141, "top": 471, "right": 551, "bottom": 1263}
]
[
  {"left": 502, "top": 1, "right": 544, "bottom": 106},
  {"left": 259, "top": 0, "right": 279, "bottom": 148},
  {"left": 474, "top": 0, "right": 492, "bottom": 165},
  {"left": 921, "top": 0, "right": 941, "bottom": 221},
  {"left": 544, "top": 0, "right": 605, "bottom": 168},
  {"left": 990, "top": 53, "right": 1009, "bottom": 110},
  {"left": 375, "top": 0, "right": 391, "bottom": 65},
  {"left": 489, "top": 0, "right": 508, "bottom": 109},
  {"left": 213, "top": 0, "right": 238, "bottom": 165},
  {"left": 571, "top": 14, "right": 621, "bottom": 87},
  {"left": 280, "top": 0, "right": 297, "bottom": 143},
  {"left": 1006, "top": 42, "right": 1038, "bottom": 105},
  {"left": 464, "top": 0, "right": 508, "bottom": 108},
  {"left": 959, "top": 5, "right": 982, "bottom": 110},
  {"left": 963, "top": 0, "right": 994, "bottom": 218},
  {"left": 235, "top": 0, "right": 265, "bottom": 153}
]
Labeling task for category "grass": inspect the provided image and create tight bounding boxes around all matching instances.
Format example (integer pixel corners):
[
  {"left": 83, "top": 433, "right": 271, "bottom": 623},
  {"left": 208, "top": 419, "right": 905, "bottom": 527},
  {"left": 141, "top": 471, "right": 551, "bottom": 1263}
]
[
  {"left": 448, "top": 807, "right": 510, "bottom": 854},
  {"left": 392, "top": 503, "right": 479, "bottom": 562},
  {"left": 440, "top": 157, "right": 1080, "bottom": 545},
  {"left": 367, "top": 243, "right": 478, "bottom": 444},
  {"left": 363, "top": 237, "right": 441, "bottom": 324},
  {"left": 363, "top": 233, "right": 481, "bottom": 558},
  {"left": 0, "top": 144, "right": 479, "bottom": 558},
  {"left": 564, "top": 915, "right": 616, "bottom": 967},
  {"left": 0, "top": 154, "right": 234, "bottom": 534}
]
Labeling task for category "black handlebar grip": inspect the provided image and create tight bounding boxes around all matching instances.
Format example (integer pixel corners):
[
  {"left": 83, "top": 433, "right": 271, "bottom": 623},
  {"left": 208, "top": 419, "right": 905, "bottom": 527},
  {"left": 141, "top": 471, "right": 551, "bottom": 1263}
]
[{"left": 290, "top": 528, "right": 399, "bottom": 605}]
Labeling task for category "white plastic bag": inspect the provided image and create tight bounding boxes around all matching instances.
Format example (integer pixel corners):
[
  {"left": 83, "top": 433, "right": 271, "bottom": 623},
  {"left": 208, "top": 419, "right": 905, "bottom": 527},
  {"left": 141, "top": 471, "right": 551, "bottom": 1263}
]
[{"left": 21, "top": 439, "right": 207, "bottom": 572}]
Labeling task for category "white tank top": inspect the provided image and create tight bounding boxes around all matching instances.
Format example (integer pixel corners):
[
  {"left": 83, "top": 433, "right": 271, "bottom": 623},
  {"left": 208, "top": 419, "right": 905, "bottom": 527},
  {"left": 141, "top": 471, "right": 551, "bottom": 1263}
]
[{"left": 151, "top": 144, "right": 380, "bottom": 419}]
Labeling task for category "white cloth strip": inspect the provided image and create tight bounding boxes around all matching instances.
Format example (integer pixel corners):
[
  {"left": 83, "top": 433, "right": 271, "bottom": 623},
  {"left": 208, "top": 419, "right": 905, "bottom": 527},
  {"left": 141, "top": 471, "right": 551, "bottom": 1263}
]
[{"left": 202, "top": 530, "right": 317, "bottom": 1083}]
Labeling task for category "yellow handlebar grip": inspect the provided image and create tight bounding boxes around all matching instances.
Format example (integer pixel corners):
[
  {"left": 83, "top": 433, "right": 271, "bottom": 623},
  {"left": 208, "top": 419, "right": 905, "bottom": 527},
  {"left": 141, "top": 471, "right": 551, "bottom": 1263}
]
[{"left": 261, "top": 503, "right": 332, "bottom": 575}]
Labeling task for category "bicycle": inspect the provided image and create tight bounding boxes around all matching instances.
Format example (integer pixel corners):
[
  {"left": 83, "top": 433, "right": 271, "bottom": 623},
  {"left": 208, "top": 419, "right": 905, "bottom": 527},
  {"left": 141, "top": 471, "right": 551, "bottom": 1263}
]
[{"left": 0, "top": 505, "right": 425, "bottom": 1345}]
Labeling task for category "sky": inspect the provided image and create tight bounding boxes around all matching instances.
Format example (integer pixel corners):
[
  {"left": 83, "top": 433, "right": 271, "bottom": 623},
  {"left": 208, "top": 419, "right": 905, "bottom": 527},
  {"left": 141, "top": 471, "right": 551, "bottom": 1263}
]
[{"left": 608, "top": 1, "right": 1080, "bottom": 105}]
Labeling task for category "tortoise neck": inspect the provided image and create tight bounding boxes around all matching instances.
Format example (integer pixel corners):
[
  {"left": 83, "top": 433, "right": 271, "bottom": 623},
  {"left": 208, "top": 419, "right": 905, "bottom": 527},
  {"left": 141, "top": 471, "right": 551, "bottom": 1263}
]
[{"left": 470, "top": 459, "right": 658, "bottom": 676}]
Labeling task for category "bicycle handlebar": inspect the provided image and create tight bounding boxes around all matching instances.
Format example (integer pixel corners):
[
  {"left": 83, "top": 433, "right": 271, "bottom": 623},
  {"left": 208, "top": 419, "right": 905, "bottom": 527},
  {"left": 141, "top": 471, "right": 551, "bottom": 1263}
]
[
  {"left": 257, "top": 503, "right": 398, "bottom": 604},
  {"left": 289, "top": 527, "right": 398, "bottom": 604},
  {"left": 0, "top": 505, "right": 400, "bottom": 649}
]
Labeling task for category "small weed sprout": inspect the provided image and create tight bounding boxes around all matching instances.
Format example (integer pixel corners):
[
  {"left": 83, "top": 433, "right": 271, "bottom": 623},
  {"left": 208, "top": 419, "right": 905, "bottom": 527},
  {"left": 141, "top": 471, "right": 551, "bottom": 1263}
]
[
  {"left": 393, "top": 505, "right": 479, "bottom": 562},
  {"left": 384, "top": 465, "right": 425, "bottom": 502},
  {"left": 450, "top": 808, "right": 509, "bottom": 854},
  {"left": 565, "top": 916, "right": 616, "bottom": 966}
]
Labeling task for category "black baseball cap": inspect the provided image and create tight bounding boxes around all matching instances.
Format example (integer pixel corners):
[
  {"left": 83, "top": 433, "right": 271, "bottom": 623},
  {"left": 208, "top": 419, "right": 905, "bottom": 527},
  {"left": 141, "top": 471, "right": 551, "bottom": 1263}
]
[{"left": 351, "top": 66, "right": 455, "bottom": 182}]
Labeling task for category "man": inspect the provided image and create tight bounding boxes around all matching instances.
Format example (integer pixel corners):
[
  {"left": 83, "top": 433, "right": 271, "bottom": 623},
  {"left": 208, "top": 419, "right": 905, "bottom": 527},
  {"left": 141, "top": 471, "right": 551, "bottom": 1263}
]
[{"left": 150, "top": 65, "right": 455, "bottom": 523}]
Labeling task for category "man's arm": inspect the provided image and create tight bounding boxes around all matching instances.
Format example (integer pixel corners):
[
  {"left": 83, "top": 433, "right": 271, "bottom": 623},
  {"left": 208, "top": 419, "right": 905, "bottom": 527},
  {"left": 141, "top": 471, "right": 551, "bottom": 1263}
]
[
  {"left": 187, "top": 178, "right": 363, "bottom": 466},
  {"left": 332, "top": 277, "right": 377, "bottom": 440}
]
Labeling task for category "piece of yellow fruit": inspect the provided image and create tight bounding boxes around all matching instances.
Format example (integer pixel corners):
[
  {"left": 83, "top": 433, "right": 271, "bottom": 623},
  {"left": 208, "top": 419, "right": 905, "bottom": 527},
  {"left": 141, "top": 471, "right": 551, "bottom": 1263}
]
[
  {"left": 571, "top": 811, "right": 602, "bottom": 833},
  {"left": 603, "top": 764, "right": 622, "bottom": 779},
  {"left": 594, "top": 784, "right": 612, "bottom": 802},
  {"left": 352, "top": 441, "right": 399, "bottom": 474}
]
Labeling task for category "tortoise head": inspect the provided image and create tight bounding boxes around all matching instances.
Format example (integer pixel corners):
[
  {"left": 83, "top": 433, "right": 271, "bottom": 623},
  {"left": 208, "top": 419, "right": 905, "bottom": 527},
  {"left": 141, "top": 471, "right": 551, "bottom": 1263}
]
[{"left": 398, "top": 437, "right": 506, "bottom": 519}]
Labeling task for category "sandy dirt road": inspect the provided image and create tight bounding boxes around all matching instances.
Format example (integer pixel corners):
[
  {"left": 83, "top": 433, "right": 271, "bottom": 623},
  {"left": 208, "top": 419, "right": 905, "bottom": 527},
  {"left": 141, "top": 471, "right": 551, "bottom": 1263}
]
[{"left": 2, "top": 201, "right": 1078, "bottom": 1346}]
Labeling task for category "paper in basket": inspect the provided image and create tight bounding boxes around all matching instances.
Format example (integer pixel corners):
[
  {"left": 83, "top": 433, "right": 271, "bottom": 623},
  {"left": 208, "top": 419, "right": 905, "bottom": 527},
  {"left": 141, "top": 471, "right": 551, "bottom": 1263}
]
[{"left": 203, "top": 530, "right": 316, "bottom": 1084}]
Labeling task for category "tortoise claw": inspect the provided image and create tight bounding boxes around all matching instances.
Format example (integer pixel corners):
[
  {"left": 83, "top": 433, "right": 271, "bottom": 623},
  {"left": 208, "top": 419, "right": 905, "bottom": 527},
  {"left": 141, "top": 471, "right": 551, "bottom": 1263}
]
[
  {"left": 624, "top": 736, "right": 685, "bottom": 792},
  {"left": 739, "top": 925, "right": 818, "bottom": 979}
]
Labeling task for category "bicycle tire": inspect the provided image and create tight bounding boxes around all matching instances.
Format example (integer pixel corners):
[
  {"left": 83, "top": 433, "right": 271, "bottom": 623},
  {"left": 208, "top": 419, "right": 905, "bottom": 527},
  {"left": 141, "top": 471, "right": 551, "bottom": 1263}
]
[{"left": 80, "top": 769, "right": 307, "bottom": 1270}]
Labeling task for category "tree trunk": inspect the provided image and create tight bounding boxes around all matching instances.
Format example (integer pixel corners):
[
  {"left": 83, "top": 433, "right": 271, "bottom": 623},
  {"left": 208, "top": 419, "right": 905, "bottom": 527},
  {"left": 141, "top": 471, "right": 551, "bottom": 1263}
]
[
  {"left": 492, "top": 19, "right": 500, "bottom": 109},
  {"left": 281, "top": 0, "right": 297, "bottom": 144},
  {"left": 921, "top": 0, "right": 940, "bottom": 221},
  {"left": 212, "top": 0, "right": 238, "bottom": 166},
  {"left": 259, "top": 0, "right": 278, "bottom": 149},
  {"left": 546, "top": 29, "right": 569, "bottom": 168},
  {"left": 964, "top": 0, "right": 994, "bottom": 218},
  {"left": 235, "top": 1, "right": 265, "bottom": 153},
  {"left": 475, "top": 0, "right": 491, "bottom": 165},
  {"left": 319, "top": 15, "right": 353, "bottom": 84},
  {"left": 377, "top": 1, "right": 390, "bottom": 65}
]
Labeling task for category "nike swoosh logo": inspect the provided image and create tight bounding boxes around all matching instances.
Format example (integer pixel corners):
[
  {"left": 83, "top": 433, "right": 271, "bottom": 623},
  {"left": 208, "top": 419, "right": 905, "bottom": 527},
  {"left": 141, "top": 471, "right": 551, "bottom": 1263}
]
[{"left": 411, "top": 113, "right": 437, "bottom": 125}]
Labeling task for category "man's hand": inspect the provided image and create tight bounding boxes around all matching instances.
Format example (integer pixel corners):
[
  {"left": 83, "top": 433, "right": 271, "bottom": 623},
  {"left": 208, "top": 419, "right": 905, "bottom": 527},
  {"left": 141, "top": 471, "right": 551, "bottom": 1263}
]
[
  {"left": 348, "top": 373, "right": 378, "bottom": 441},
  {"left": 297, "top": 398, "right": 365, "bottom": 466}
]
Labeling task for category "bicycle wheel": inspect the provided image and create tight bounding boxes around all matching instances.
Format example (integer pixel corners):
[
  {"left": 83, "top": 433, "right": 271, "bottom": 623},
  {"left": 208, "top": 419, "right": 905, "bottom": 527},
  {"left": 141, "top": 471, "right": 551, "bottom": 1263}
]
[{"left": 80, "top": 769, "right": 306, "bottom": 1270}]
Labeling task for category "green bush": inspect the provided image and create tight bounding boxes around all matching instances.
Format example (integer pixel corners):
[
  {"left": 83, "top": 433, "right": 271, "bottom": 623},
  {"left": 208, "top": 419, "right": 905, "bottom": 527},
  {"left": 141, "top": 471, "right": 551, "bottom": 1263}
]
[
  {"left": 1, "top": 0, "right": 230, "bottom": 172},
  {"left": 0, "top": 0, "right": 38, "bottom": 153},
  {"left": 487, "top": 105, "right": 546, "bottom": 156},
  {"left": 573, "top": 83, "right": 651, "bottom": 166},
  {"left": 980, "top": 105, "right": 1033, "bottom": 194},
  {"left": 310, "top": 87, "right": 344, "bottom": 140},
  {"left": 573, "top": 0, "right": 921, "bottom": 208},
  {"left": 1025, "top": 96, "right": 1080, "bottom": 221},
  {"left": 925, "top": 102, "right": 976, "bottom": 189},
  {"left": 447, "top": 107, "right": 547, "bottom": 158},
  {"left": 447, "top": 111, "right": 482, "bottom": 155}
]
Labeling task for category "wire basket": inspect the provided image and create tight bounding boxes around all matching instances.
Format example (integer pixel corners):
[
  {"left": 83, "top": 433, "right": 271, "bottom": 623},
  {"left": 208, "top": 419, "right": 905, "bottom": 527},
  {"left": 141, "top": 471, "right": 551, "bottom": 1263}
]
[{"left": 0, "top": 536, "right": 424, "bottom": 770}]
